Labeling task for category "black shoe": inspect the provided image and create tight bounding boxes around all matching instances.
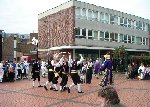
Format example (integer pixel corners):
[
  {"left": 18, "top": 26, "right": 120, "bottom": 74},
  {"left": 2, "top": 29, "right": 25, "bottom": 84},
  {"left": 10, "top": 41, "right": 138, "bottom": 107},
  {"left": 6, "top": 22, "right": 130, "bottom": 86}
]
[
  {"left": 50, "top": 87, "right": 54, "bottom": 90},
  {"left": 38, "top": 85, "right": 43, "bottom": 87},
  {"left": 67, "top": 87, "right": 70, "bottom": 93},
  {"left": 78, "top": 91, "right": 84, "bottom": 93},
  {"left": 44, "top": 85, "right": 48, "bottom": 91}
]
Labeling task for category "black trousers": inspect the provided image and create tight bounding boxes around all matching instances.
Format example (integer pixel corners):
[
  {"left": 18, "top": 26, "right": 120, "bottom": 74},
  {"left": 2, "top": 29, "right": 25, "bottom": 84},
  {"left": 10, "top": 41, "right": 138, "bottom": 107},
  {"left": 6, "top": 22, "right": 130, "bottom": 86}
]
[
  {"left": 70, "top": 72, "right": 81, "bottom": 85},
  {"left": 9, "top": 72, "right": 14, "bottom": 81},
  {"left": 33, "top": 72, "right": 40, "bottom": 81},
  {"left": 86, "top": 67, "right": 92, "bottom": 84},
  {"left": 48, "top": 71, "right": 54, "bottom": 82},
  {"left": 60, "top": 73, "right": 68, "bottom": 86}
]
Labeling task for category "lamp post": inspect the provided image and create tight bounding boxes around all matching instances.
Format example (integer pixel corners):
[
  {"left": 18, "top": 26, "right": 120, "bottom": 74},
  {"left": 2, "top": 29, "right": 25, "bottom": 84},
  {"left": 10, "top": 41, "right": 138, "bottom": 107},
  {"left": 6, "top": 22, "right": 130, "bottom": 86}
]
[{"left": 32, "top": 37, "right": 38, "bottom": 59}]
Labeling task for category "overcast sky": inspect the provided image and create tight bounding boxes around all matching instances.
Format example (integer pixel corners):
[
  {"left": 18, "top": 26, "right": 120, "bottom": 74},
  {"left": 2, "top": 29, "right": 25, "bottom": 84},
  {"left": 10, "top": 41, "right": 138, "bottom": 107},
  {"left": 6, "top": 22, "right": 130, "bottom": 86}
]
[{"left": 0, "top": 0, "right": 150, "bottom": 34}]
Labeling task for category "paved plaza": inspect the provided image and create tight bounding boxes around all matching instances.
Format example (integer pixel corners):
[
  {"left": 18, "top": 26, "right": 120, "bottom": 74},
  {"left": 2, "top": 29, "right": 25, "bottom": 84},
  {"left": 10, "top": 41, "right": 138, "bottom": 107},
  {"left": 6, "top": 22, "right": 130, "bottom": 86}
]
[{"left": 0, "top": 73, "right": 150, "bottom": 107}]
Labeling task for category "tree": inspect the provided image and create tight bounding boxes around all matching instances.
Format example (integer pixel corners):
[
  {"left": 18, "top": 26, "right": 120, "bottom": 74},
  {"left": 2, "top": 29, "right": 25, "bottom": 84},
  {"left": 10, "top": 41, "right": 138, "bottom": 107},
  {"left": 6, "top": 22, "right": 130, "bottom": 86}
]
[{"left": 113, "top": 45, "right": 127, "bottom": 72}]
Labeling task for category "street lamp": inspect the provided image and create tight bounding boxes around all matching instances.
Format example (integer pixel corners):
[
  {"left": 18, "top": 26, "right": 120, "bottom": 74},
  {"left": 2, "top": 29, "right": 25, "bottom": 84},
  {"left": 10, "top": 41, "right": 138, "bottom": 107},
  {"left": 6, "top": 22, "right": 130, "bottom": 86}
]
[{"left": 32, "top": 37, "right": 38, "bottom": 59}]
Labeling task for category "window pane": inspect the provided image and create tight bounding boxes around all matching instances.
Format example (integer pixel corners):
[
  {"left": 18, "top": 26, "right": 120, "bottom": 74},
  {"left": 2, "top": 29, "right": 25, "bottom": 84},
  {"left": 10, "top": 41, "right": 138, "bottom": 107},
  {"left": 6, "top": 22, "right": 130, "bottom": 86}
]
[
  {"left": 139, "top": 21, "right": 142, "bottom": 30},
  {"left": 105, "top": 32, "right": 109, "bottom": 41},
  {"left": 75, "top": 28, "right": 80, "bottom": 35},
  {"left": 110, "top": 15, "right": 115, "bottom": 24},
  {"left": 100, "top": 12, "right": 105, "bottom": 23},
  {"left": 132, "top": 36, "right": 135, "bottom": 44},
  {"left": 82, "top": 28, "right": 86, "bottom": 39},
  {"left": 120, "top": 17, "right": 124, "bottom": 26},
  {"left": 124, "top": 35, "right": 128, "bottom": 43},
  {"left": 110, "top": 33, "right": 114, "bottom": 42},
  {"left": 93, "top": 31, "right": 98, "bottom": 40},
  {"left": 128, "top": 35, "right": 131, "bottom": 43},
  {"left": 93, "top": 11, "right": 98, "bottom": 21},
  {"left": 114, "top": 33, "right": 118, "bottom": 42},
  {"left": 88, "top": 30, "right": 92, "bottom": 36},
  {"left": 136, "top": 37, "right": 142, "bottom": 45},
  {"left": 119, "top": 34, "right": 124, "bottom": 42},
  {"left": 128, "top": 19, "right": 131, "bottom": 28},
  {"left": 124, "top": 19, "right": 127, "bottom": 27},
  {"left": 81, "top": 8, "right": 87, "bottom": 19},
  {"left": 100, "top": 31, "right": 104, "bottom": 41},
  {"left": 88, "top": 10, "right": 92, "bottom": 20},
  {"left": 105, "top": 13, "right": 109, "bottom": 24}
]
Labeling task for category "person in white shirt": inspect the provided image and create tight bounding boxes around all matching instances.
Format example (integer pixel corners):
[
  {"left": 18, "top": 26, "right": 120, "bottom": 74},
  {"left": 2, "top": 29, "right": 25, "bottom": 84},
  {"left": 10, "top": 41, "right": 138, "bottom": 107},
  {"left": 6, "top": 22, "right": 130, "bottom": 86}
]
[
  {"left": 0, "top": 61, "right": 4, "bottom": 82},
  {"left": 138, "top": 63, "right": 145, "bottom": 80},
  {"left": 41, "top": 60, "right": 47, "bottom": 78}
]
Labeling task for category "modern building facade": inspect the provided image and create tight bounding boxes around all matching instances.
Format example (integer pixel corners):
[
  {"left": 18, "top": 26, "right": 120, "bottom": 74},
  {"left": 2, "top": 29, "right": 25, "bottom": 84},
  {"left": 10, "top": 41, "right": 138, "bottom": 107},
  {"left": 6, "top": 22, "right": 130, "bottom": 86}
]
[{"left": 38, "top": 0, "right": 150, "bottom": 59}]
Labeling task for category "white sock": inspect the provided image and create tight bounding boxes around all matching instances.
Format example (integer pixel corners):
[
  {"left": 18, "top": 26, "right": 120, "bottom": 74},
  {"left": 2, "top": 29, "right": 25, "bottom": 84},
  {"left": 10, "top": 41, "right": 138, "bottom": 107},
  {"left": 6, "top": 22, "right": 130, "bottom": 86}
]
[
  {"left": 53, "top": 84, "right": 58, "bottom": 90},
  {"left": 33, "top": 81, "right": 35, "bottom": 86},
  {"left": 50, "top": 82, "right": 53, "bottom": 88},
  {"left": 45, "top": 81, "right": 49, "bottom": 86},
  {"left": 60, "top": 86, "right": 62, "bottom": 90},
  {"left": 77, "top": 84, "right": 81, "bottom": 92}
]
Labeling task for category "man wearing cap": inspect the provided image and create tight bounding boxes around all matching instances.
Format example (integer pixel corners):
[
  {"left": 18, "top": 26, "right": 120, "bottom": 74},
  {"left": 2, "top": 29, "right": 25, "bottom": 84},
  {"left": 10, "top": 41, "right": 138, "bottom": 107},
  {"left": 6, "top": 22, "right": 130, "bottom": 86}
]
[{"left": 99, "top": 54, "right": 113, "bottom": 87}]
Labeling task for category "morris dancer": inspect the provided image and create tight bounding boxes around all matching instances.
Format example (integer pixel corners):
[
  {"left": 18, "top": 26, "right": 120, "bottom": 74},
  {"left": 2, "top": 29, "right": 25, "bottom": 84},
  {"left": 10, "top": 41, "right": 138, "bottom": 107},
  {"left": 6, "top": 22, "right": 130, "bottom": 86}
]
[
  {"left": 67, "top": 54, "right": 84, "bottom": 93},
  {"left": 32, "top": 58, "right": 43, "bottom": 88},
  {"left": 59, "top": 54, "right": 70, "bottom": 92},
  {"left": 99, "top": 54, "right": 113, "bottom": 87},
  {"left": 44, "top": 56, "right": 55, "bottom": 91}
]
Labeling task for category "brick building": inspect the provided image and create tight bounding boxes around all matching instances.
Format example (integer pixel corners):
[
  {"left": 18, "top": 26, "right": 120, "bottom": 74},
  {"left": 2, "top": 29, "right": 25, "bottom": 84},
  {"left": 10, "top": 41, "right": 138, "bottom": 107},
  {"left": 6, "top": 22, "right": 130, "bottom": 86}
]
[
  {"left": 38, "top": 0, "right": 150, "bottom": 59},
  {"left": 2, "top": 33, "right": 38, "bottom": 61}
]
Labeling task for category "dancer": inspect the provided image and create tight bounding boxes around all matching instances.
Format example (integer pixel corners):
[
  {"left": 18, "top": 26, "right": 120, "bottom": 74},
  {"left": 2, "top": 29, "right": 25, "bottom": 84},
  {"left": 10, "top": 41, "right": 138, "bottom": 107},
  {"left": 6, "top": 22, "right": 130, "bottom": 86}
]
[
  {"left": 99, "top": 53, "right": 113, "bottom": 87},
  {"left": 68, "top": 54, "right": 84, "bottom": 93},
  {"left": 32, "top": 58, "right": 43, "bottom": 88},
  {"left": 44, "top": 56, "right": 55, "bottom": 91}
]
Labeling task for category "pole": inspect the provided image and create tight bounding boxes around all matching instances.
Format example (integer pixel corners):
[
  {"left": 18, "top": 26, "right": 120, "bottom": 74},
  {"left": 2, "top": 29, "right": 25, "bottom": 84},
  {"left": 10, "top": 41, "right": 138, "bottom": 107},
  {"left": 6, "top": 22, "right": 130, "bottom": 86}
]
[
  {"left": 37, "top": 43, "right": 38, "bottom": 59},
  {"left": 14, "top": 35, "right": 17, "bottom": 60}
]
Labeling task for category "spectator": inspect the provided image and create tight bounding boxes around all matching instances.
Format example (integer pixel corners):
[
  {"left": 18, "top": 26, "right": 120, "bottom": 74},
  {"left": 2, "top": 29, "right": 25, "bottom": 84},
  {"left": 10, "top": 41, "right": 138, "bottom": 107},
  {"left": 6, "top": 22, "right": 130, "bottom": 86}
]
[{"left": 98, "top": 86, "right": 125, "bottom": 107}]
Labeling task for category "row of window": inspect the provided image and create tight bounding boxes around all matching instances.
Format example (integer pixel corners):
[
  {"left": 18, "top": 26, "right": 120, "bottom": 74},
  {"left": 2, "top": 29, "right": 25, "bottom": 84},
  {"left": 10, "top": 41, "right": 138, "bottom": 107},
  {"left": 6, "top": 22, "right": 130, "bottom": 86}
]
[
  {"left": 75, "top": 28, "right": 148, "bottom": 45},
  {"left": 75, "top": 7, "right": 149, "bottom": 31}
]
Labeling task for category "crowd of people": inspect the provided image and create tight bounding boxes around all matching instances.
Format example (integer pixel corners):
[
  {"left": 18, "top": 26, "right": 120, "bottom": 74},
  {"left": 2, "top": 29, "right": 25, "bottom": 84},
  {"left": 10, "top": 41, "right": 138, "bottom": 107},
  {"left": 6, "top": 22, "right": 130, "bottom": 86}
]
[
  {"left": 126, "top": 62, "right": 150, "bottom": 80},
  {"left": 1, "top": 52, "right": 150, "bottom": 106}
]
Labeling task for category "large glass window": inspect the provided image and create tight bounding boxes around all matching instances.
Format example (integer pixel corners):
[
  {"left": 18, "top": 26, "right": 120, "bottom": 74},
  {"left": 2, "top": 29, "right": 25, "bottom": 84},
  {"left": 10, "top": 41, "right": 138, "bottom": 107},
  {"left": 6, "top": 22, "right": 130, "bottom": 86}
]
[
  {"left": 88, "top": 9, "right": 92, "bottom": 20},
  {"left": 88, "top": 30, "right": 93, "bottom": 39},
  {"left": 93, "top": 11, "right": 98, "bottom": 21},
  {"left": 120, "top": 17, "right": 124, "bottom": 26},
  {"left": 105, "top": 32, "right": 109, "bottom": 41},
  {"left": 93, "top": 31, "right": 98, "bottom": 40},
  {"left": 75, "top": 7, "right": 81, "bottom": 18},
  {"left": 100, "top": 31, "right": 104, "bottom": 41},
  {"left": 136, "top": 37, "right": 142, "bottom": 45}
]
